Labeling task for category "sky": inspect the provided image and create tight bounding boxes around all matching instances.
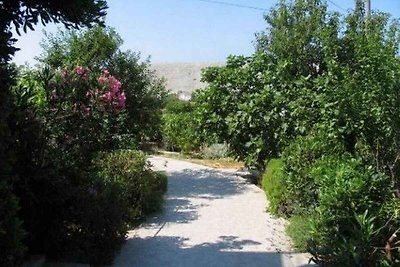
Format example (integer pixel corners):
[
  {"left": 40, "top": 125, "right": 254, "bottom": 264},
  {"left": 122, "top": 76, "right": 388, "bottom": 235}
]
[{"left": 11, "top": 0, "right": 400, "bottom": 66}]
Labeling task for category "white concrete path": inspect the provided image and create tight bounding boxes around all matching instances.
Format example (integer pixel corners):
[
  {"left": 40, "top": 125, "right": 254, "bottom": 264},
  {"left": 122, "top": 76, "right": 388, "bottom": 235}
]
[{"left": 112, "top": 156, "right": 315, "bottom": 267}]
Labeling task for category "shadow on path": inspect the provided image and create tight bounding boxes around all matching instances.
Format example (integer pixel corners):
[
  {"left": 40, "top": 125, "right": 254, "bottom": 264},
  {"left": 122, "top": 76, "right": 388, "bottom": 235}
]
[
  {"left": 143, "top": 168, "right": 250, "bottom": 226},
  {"left": 167, "top": 168, "right": 248, "bottom": 199},
  {"left": 114, "top": 235, "right": 315, "bottom": 267}
]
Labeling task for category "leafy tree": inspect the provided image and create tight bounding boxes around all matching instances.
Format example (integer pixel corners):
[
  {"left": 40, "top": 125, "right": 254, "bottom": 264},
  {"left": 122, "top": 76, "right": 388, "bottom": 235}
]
[{"left": 1, "top": 0, "right": 107, "bottom": 63}]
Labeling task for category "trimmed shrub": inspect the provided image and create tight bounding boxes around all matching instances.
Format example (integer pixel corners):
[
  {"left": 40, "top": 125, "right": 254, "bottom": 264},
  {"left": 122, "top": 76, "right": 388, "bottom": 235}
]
[
  {"left": 261, "top": 158, "right": 286, "bottom": 215},
  {"left": 42, "top": 150, "right": 168, "bottom": 265},
  {"left": 94, "top": 150, "right": 167, "bottom": 225}
]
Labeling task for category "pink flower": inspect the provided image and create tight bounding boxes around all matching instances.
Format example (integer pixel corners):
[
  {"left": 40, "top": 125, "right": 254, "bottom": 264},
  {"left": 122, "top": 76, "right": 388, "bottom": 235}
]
[
  {"left": 111, "top": 79, "right": 122, "bottom": 92},
  {"left": 98, "top": 75, "right": 107, "bottom": 85},
  {"left": 61, "top": 68, "right": 68, "bottom": 80},
  {"left": 117, "top": 92, "right": 126, "bottom": 109},
  {"left": 80, "top": 104, "right": 91, "bottom": 117},
  {"left": 103, "top": 69, "right": 110, "bottom": 76},
  {"left": 75, "top": 66, "right": 86, "bottom": 76},
  {"left": 102, "top": 91, "right": 113, "bottom": 102}
]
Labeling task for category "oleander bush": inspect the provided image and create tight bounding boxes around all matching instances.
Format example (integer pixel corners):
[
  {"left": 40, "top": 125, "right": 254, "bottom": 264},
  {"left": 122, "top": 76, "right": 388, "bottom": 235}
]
[{"left": 3, "top": 33, "right": 168, "bottom": 266}]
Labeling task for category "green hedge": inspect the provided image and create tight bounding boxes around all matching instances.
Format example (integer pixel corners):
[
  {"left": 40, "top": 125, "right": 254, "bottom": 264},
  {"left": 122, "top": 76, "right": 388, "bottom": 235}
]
[{"left": 261, "top": 158, "right": 286, "bottom": 215}]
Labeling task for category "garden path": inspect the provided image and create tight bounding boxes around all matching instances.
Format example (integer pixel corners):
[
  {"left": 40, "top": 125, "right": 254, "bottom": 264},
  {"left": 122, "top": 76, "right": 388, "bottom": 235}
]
[{"left": 112, "top": 156, "right": 315, "bottom": 267}]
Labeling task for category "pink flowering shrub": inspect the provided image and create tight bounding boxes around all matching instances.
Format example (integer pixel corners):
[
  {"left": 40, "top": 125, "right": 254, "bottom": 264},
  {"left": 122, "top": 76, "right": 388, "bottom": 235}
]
[
  {"left": 46, "top": 66, "right": 128, "bottom": 158},
  {"left": 97, "top": 70, "right": 126, "bottom": 110}
]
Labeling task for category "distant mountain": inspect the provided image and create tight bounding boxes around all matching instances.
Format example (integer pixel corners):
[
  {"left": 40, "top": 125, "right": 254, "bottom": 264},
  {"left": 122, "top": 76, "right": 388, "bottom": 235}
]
[{"left": 150, "top": 62, "right": 223, "bottom": 94}]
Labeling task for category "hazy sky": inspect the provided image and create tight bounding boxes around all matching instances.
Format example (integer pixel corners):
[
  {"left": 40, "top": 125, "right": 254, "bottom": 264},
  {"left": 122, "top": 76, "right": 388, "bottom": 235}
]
[{"left": 11, "top": 0, "right": 400, "bottom": 66}]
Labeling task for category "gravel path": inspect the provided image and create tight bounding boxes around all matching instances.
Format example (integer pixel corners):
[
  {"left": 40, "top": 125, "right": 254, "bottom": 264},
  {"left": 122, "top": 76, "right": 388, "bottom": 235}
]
[{"left": 112, "top": 156, "right": 315, "bottom": 267}]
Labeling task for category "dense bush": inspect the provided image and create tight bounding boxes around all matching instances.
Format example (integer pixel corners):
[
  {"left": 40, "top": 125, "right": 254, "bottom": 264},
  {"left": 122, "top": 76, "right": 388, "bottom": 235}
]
[
  {"left": 94, "top": 150, "right": 167, "bottom": 225},
  {"left": 49, "top": 150, "right": 168, "bottom": 265},
  {"left": 0, "top": 181, "right": 25, "bottom": 267},
  {"left": 281, "top": 130, "right": 345, "bottom": 215},
  {"left": 39, "top": 27, "right": 167, "bottom": 144},
  {"left": 3, "top": 35, "right": 167, "bottom": 266},
  {"left": 1, "top": 1, "right": 169, "bottom": 265},
  {"left": 0, "top": 65, "right": 26, "bottom": 266},
  {"left": 307, "top": 156, "right": 395, "bottom": 266}
]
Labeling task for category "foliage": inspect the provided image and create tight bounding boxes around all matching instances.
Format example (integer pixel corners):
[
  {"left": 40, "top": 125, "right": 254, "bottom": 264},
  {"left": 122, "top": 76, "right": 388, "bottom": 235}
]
[
  {"left": 0, "top": 64, "right": 26, "bottom": 267},
  {"left": 0, "top": 0, "right": 107, "bottom": 63},
  {"left": 285, "top": 215, "right": 312, "bottom": 252},
  {"left": 94, "top": 150, "right": 167, "bottom": 225},
  {"left": 307, "top": 156, "right": 394, "bottom": 266},
  {"left": 196, "top": 54, "right": 280, "bottom": 167},
  {"left": 50, "top": 150, "right": 167, "bottom": 265},
  {"left": 196, "top": 0, "right": 334, "bottom": 168},
  {"left": 6, "top": 59, "right": 165, "bottom": 264},
  {"left": 261, "top": 158, "right": 286, "bottom": 215},
  {"left": 39, "top": 26, "right": 167, "bottom": 143},
  {"left": 281, "top": 129, "right": 345, "bottom": 215},
  {"left": 195, "top": 0, "right": 400, "bottom": 265},
  {"left": 0, "top": 181, "right": 26, "bottom": 267},
  {"left": 1, "top": 1, "right": 108, "bottom": 264},
  {"left": 162, "top": 95, "right": 202, "bottom": 153}
]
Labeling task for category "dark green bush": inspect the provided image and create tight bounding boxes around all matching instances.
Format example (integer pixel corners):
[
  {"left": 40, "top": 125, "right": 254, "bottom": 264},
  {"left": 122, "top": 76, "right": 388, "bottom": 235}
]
[
  {"left": 0, "top": 65, "right": 26, "bottom": 266},
  {"left": 281, "top": 130, "right": 345, "bottom": 215},
  {"left": 41, "top": 150, "right": 167, "bottom": 265},
  {"left": 307, "top": 156, "right": 394, "bottom": 266},
  {"left": 261, "top": 158, "right": 286, "bottom": 215},
  {"left": 0, "top": 181, "right": 26, "bottom": 267}
]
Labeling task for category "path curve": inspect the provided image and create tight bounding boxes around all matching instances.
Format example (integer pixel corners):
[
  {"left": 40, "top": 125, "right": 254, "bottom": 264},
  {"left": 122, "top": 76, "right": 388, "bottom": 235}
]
[{"left": 112, "top": 156, "right": 315, "bottom": 267}]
